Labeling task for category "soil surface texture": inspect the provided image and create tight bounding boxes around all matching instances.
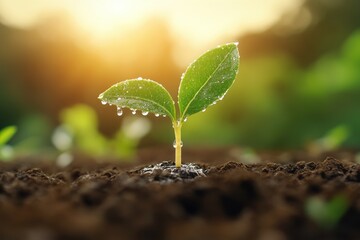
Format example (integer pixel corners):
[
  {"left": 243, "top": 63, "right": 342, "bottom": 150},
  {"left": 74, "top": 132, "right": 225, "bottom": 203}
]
[{"left": 0, "top": 148, "right": 360, "bottom": 240}]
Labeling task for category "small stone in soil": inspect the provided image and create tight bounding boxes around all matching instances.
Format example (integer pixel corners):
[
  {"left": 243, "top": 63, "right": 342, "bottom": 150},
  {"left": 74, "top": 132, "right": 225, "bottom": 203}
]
[{"left": 139, "top": 161, "right": 206, "bottom": 183}]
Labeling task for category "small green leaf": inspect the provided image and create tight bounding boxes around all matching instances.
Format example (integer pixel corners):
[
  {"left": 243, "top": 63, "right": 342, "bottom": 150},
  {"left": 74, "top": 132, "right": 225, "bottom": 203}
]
[
  {"left": 0, "top": 126, "right": 17, "bottom": 146},
  {"left": 178, "top": 43, "right": 239, "bottom": 121},
  {"left": 99, "top": 79, "right": 176, "bottom": 121}
]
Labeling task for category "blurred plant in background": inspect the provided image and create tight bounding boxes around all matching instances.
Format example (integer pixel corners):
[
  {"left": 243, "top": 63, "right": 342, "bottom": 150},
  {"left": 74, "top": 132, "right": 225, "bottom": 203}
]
[
  {"left": 52, "top": 104, "right": 151, "bottom": 164},
  {"left": 305, "top": 195, "right": 348, "bottom": 229},
  {"left": 0, "top": 125, "right": 17, "bottom": 160}
]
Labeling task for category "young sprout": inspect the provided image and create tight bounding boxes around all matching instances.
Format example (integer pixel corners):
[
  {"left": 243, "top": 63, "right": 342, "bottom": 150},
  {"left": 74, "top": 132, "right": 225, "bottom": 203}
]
[{"left": 99, "top": 43, "right": 240, "bottom": 167}]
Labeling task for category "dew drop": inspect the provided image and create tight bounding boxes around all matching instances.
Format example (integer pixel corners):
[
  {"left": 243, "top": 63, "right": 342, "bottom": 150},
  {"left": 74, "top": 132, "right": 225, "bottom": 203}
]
[
  {"left": 142, "top": 111, "right": 148, "bottom": 116},
  {"left": 132, "top": 110, "right": 137, "bottom": 115},
  {"left": 137, "top": 77, "right": 143, "bottom": 80},
  {"left": 184, "top": 117, "right": 188, "bottom": 122},
  {"left": 155, "top": 113, "right": 160, "bottom": 117},
  {"left": 219, "top": 95, "right": 225, "bottom": 101},
  {"left": 201, "top": 109, "right": 206, "bottom": 112},
  {"left": 101, "top": 100, "right": 107, "bottom": 105},
  {"left": 212, "top": 101, "right": 217, "bottom": 105},
  {"left": 117, "top": 107, "right": 123, "bottom": 116},
  {"left": 173, "top": 140, "right": 183, "bottom": 148},
  {"left": 117, "top": 97, "right": 122, "bottom": 101},
  {"left": 162, "top": 115, "right": 166, "bottom": 118}
]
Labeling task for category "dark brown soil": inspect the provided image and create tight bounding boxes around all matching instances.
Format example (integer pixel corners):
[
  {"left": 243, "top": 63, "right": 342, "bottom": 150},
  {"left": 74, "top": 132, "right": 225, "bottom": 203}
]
[{"left": 0, "top": 148, "right": 360, "bottom": 240}]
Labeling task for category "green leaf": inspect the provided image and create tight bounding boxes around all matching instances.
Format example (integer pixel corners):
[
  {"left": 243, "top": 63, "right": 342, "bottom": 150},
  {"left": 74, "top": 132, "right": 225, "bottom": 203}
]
[
  {"left": 99, "top": 79, "right": 176, "bottom": 121},
  {"left": 178, "top": 42, "right": 239, "bottom": 121},
  {"left": 0, "top": 126, "right": 17, "bottom": 146}
]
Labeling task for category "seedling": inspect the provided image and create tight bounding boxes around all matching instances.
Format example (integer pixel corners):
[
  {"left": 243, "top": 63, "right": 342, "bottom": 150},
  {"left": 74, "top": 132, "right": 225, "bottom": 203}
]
[{"left": 99, "top": 43, "right": 240, "bottom": 167}]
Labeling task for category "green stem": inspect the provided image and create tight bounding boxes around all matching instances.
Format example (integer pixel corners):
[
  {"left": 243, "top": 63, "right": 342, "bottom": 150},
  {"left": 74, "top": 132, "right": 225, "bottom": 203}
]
[{"left": 173, "top": 121, "right": 182, "bottom": 167}]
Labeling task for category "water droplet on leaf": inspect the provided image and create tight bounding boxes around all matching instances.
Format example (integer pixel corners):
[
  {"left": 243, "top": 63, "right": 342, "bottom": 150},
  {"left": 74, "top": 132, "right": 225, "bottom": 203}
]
[
  {"left": 101, "top": 100, "right": 107, "bottom": 105},
  {"left": 131, "top": 109, "right": 137, "bottom": 115},
  {"left": 142, "top": 111, "right": 148, "bottom": 116},
  {"left": 117, "top": 107, "right": 123, "bottom": 116},
  {"left": 155, "top": 113, "right": 160, "bottom": 117},
  {"left": 137, "top": 77, "right": 143, "bottom": 80},
  {"left": 202, "top": 109, "right": 206, "bottom": 112}
]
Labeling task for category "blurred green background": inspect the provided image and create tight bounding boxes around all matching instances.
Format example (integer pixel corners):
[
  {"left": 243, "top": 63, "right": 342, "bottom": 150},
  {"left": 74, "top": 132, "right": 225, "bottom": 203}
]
[{"left": 1, "top": 0, "right": 360, "bottom": 159}]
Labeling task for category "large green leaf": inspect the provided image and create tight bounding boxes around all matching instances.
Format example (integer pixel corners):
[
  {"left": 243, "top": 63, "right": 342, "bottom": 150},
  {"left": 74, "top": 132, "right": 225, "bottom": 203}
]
[
  {"left": 178, "top": 43, "right": 239, "bottom": 121},
  {"left": 0, "top": 126, "right": 17, "bottom": 146},
  {"left": 99, "top": 79, "right": 176, "bottom": 121}
]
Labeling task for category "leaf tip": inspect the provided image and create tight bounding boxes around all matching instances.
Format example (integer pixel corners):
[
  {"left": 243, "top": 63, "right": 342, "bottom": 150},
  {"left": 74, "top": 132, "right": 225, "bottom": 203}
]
[
  {"left": 225, "top": 42, "right": 239, "bottom": 47},
  {"left": 98, "top": 93, "right": 104, "bottom": 99}
]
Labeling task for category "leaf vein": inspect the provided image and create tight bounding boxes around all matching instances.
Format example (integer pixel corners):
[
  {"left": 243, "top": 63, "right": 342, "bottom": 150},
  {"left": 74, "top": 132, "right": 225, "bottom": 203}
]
[
  {"left": 180, "top": 48, "right": 233, "bottom": 120},
  {"left": 119, "top": 95, "right": 174, "bottom": 119}
]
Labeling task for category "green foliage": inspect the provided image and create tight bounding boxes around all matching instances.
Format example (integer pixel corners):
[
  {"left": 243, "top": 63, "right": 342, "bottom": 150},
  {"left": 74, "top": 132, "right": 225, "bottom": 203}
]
[
  {"left": 343, "top": 30, "right": 360, "bottom": 62},
  {"left": 99, "top": 43, "right": 240, "bottom": 166},
  {"left": 305, "top": 195, "right": 348, "bottom": 229},
  {"left": 318, "top": 125, "right": 349, "bottom": 151},
  {"left": 57, "top": 104, "right": 150, "bottom": 158},
  {"left": 0, "top": 126, "right": 17, "bottom": 146},
  {"left": 0, "top": 125, "right": 17, "bottom": 160},
  {"left": 178, "top": 43, "right": 239, "bottom": 120},
  {"left": 183, "top": 29, "right": 360, "bottom": 149},
  {"left": 99, "top": 79, "right": 176, "bottom": 121},
  {"left": 60, "top": 104, "right": 108, "bottom": 156},
  {"left": 99, "top": 43, "right": 239, "bottom": 122}
]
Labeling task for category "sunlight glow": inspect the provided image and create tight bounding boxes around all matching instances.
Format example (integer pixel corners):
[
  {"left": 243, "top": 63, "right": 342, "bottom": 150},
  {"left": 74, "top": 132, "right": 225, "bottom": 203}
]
[
  {"left": 0, "top": 0, "right": 303, "bottom": 65},
  {"left": 0, "top": 0, "right": 302, "bottom": 41},
  {"left": 70, "top": 0, "right": 149, "bottom": 42}
]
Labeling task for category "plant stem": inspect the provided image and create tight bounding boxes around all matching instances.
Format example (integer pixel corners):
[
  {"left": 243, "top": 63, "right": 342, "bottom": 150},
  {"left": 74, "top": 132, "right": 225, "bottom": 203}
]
[{"left": 173, "top": 121, "right": 182, "bottom": 167}]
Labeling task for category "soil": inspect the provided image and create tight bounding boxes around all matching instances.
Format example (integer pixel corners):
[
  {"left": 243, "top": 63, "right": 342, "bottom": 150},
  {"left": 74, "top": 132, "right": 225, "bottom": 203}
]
[{"left": 0, "top": 148, "right": 360, "bottom": 240}]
